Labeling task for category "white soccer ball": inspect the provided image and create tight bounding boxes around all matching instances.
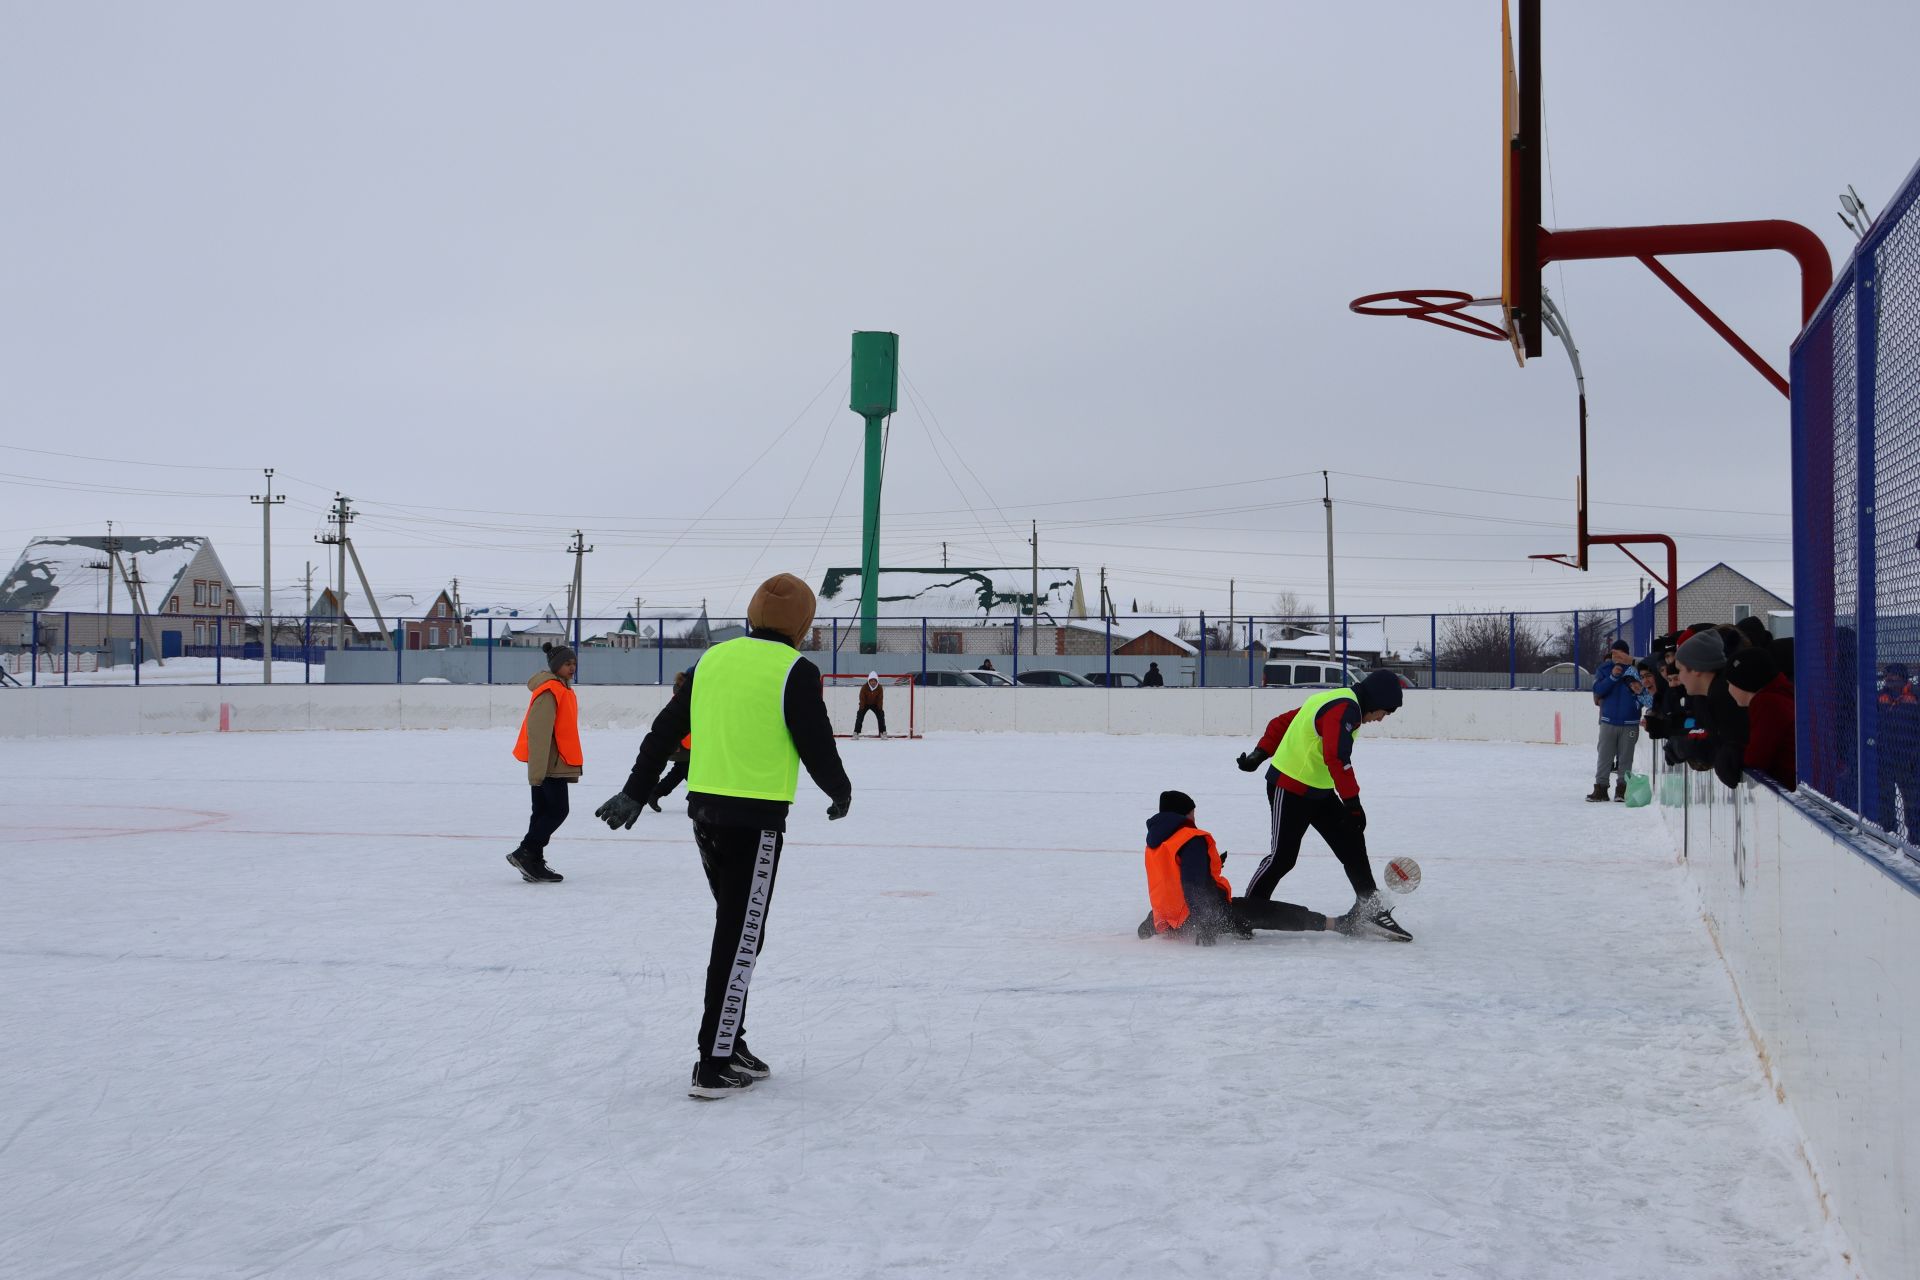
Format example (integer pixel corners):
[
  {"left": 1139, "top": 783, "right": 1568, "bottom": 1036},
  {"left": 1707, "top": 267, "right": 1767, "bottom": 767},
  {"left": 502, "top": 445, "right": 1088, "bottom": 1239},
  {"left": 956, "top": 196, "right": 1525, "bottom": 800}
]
[{"left": 1384, "top": 856, "right": 1421, "bottom": 894}]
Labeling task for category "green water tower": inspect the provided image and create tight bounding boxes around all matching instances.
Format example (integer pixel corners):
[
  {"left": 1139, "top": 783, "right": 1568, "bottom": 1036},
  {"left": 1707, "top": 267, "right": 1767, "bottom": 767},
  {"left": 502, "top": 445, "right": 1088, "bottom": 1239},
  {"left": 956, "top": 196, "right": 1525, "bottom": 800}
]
[{"left": 851, "top": 332, "right": 898, "bottom": 653}]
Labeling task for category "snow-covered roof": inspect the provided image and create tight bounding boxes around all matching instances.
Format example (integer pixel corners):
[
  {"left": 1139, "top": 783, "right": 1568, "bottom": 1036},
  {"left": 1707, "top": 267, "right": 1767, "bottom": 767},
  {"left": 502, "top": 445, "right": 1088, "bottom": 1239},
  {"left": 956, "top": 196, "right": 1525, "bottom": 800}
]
[
  {"left": 231, "top": 582, "right": 323, "bottom": 621},
  {"left": 0, "top": 536, "right": 221, "bottom": 614},
  {"left": 1262, "top": 622, "right": 1388, "bottom": 656},
  {"left": 817, "top": 567, "right": 1085, "bottom": 621},
  {"left": 1063, "top": 618, "right": 1200, "bottom": 654}
]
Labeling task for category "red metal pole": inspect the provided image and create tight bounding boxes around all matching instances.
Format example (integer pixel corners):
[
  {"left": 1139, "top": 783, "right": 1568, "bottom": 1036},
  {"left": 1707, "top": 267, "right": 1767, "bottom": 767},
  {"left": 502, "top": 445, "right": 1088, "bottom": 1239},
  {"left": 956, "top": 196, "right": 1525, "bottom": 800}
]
[
  {"left": 1587, "top": 533, "right": 1679, "bottom": 635},
  {"left": 1539, "top": 220, "right": 1832, "bottom": 324}
]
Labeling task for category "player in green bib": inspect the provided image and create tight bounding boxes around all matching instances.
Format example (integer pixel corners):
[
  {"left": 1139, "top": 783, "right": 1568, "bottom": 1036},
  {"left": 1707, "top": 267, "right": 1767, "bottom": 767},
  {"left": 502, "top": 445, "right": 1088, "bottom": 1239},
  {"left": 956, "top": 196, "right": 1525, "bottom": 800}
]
[
  {"left": 1234, "top": 670, "right": 1412, "bottom": 941},
  {"left": 595, "top": 572, "right": 852, "bottom": 1099}
]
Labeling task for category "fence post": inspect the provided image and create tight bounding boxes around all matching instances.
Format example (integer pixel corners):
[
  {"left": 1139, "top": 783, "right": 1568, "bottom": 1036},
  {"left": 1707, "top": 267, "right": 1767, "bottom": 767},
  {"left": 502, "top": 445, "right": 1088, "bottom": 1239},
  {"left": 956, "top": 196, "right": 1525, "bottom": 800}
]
[
  {"left": 1247, "top": 617, "right": 1255, "bottom": 688},
  {"left": 134, "top": 613, "right": 143, "bottom": 685},
  {"left": 1430, "top": 614, "right": 1437, "bottom": 690},
  {"left": 1855, "top": 253, "right": 1881, "bottom": 821},
  {"left": 1508, "top": 613, "right": 1516, "bottom": 689},
  {"left": 920, "top": 617, "right": 927, "bottom": 683},
  {"left": 29, "top": 611, "right": 39, "bottom": 686},
  {"left": 1572, "top": 611, "right": 1580, "bottom": 691},
  {"left": 63, "top": 613, "right": 70, "bottom": 686},
  {"left": 832, "top": 618, "right": 840, "bottom": 677},
  {"left": 653, "top": 620, "right": 661, "bottom": 685},
  {"left": 1198, "top": 612, "right": 1207, "bottom": 688},
  {"left": 304, "top": 616, "right": 312, "bottom": 684},
  {"left": 1341, "top": 616, "right": 1349, "bottom": 679},
  {"left": 213, "top": 616, "right": 221, "bottom": 685},
  {"left": 1105, "top": 613, "right": 1112, "bottom": 684},
  {"left": 1012, "top": 617, "right": 1020, "bottom": 682},
  {"left": 396, "top": 619, "right": 404, "bottom": 684}
]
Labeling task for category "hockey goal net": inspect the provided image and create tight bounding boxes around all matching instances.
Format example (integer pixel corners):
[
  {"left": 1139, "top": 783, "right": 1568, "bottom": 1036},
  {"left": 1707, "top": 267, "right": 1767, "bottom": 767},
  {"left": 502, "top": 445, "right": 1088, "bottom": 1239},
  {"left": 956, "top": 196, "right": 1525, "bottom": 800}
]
[{"left": 820, "top": 672, "right": 920, "bottom": 740}]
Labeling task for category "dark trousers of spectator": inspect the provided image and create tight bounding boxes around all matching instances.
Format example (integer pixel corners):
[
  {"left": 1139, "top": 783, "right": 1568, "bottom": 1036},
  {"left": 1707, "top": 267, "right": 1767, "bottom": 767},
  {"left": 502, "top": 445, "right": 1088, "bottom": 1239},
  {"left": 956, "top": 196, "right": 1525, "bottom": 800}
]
[
  {"left": 522, "top": 778, "right": 571, "bottom": 852},
  {"left": 692, "top": 821, "right": 783, "bottom": 1062},
  {"left": 1876, "top": 771, "right": 1920, "bottom": 841},
  {"left": 1245, "top": 786, "right": 1377, "bottom": 900},
  {"left": 855, "top": 706, "right": 887, "bottom": 735}
]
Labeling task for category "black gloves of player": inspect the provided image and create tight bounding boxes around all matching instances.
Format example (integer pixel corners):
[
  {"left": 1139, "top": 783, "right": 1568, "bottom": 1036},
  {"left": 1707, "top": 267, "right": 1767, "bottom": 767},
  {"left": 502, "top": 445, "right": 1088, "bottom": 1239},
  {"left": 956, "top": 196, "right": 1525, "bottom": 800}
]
[
  {"left": 1344, "top": 796, "right": 1367, "bottom": 833},
  {"left": 594, "top": 792, "right": 645, "bottom": 830},
  {"left": 826, "top": 794, "right": 851, "bottom": 821},
  {"left": 1235, "top": 750, "right": 1265, "bottom": 773}
]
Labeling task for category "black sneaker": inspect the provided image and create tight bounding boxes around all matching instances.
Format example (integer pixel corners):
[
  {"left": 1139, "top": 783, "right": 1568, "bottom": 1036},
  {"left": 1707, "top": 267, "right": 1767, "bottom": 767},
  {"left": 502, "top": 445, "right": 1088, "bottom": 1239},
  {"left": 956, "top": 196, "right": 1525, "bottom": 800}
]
[
  {"left": 507, "top": 849, "right": 563, "bottom": 883},
  {"left": 689, "top": 1058, "right": 756, "bottom": 1100},
  {"left": 730, "top": 1040, "right": 770, "bottom": 1079},
  {"left": 1346, "top": 896, "right": 1413, "bottom": 942}
]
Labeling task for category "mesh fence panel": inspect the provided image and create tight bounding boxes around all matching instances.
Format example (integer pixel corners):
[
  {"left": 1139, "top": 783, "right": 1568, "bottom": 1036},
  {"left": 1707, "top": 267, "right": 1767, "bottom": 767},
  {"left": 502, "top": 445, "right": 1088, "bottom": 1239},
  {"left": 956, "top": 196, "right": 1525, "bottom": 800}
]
[{"left": 1871, "top": 192, "right": 1920, "bottom": 840}]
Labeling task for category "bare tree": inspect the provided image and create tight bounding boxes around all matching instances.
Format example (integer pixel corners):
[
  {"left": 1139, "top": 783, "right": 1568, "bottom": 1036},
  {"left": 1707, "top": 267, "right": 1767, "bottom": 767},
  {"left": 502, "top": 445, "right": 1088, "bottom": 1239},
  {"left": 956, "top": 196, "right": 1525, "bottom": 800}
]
[
  {"left": 1437, "top": 611, "right": 1553, "bottom": 674},
  {"left": 1266, "top": 590, "right": 1321, "bottom": 641}
]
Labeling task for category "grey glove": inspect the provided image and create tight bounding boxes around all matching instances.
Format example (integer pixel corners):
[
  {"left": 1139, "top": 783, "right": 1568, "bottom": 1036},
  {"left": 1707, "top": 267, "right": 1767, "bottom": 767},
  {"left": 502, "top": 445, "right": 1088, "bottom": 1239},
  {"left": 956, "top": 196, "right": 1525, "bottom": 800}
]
[
  {"left": 595, "top": 792, "right": 645, "bottom": 830},
  {"left": 826, "top": 794, "right": 851, "bottom": 821}
]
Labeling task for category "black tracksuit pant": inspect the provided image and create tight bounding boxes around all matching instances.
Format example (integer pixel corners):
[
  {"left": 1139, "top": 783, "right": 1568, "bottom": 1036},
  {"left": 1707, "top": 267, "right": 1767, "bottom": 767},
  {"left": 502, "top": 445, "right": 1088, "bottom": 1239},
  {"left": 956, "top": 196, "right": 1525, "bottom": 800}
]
[
  {"left": 1246, "top": 785, "right": 1377, "bottom": 901},
  {"left": 522, "top": 778, "right": 571, "bottom": 852},
  {"left": 855, "top": 706, "right": 886, "bottom": 735},
  {"left": 693, "top": 820, "right": 783, "bottom": 1062}
]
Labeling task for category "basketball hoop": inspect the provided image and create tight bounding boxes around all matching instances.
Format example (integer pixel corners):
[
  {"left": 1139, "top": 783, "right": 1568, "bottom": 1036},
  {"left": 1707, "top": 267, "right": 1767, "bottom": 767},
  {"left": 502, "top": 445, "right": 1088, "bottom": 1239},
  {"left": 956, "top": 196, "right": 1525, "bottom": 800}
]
[{"left": 1348, "top": 290, "right": 1508, "bottom": 342}]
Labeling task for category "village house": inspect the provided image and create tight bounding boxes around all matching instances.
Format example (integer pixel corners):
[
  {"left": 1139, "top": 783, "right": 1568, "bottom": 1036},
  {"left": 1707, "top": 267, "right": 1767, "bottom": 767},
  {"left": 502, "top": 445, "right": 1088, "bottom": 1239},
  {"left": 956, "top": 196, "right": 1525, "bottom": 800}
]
[{"left": 0, "top": 535, "right": 240, "bottom": 660}]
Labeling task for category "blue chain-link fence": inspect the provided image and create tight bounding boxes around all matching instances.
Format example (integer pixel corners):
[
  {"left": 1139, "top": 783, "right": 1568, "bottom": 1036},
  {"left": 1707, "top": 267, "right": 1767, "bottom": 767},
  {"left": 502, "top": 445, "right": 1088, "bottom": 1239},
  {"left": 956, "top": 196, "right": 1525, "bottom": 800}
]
[
  {"left": 0, "top": 604, "right": 1652, "bottom": 690},
  {"left": 1792, "top": 154, "right": 1920, "bottom": 846}
]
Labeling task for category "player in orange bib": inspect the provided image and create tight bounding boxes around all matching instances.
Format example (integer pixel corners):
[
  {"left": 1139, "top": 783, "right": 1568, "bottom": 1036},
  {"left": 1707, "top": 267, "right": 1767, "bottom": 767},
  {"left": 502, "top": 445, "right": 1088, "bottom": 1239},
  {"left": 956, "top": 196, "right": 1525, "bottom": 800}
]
[
  {"left": 1138, "top": 789, "right": 1338, "bottom": 943},
  {"left": 508, "top": 643, "right": 581, "bottom": 882}
]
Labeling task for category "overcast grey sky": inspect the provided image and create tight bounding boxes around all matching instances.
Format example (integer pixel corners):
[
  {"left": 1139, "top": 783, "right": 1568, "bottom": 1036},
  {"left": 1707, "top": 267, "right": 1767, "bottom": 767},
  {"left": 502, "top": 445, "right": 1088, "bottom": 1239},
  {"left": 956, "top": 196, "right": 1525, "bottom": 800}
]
[{"left": 3, "top": 1, "right": 1915, "bottom": 622}]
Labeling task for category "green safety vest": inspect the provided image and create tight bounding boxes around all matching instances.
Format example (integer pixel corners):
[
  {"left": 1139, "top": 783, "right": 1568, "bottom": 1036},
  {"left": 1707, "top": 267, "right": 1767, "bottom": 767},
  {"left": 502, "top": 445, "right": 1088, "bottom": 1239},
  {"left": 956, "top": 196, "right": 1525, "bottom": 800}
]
[
  {"left": 1273, "top": 687, "right": 1359, "bottom": 790},
  {"left": 687, "top": 637, "right": 803, "bottom": 802}
]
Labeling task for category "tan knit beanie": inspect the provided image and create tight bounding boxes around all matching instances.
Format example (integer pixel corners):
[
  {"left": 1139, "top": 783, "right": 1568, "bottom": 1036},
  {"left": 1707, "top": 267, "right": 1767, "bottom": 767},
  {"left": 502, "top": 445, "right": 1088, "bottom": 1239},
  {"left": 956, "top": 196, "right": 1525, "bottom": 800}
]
[{"left": 747, "top": 573, "right": 817, "bottom": 645}]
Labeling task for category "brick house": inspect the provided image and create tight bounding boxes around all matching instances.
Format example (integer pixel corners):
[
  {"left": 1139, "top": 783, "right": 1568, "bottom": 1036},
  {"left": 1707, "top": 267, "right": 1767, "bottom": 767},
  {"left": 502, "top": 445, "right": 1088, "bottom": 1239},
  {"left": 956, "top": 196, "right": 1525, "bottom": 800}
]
[{"left": 1653, "top": 563, "right": 1790, "bottom": 632}]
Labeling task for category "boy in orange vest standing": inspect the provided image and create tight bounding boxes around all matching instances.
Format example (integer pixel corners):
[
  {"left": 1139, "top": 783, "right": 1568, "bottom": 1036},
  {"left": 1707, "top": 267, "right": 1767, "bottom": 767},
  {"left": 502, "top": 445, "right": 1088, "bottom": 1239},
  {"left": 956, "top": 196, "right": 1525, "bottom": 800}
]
[
  {"left": 1139, "top": 790, "right": 1335, "bottom": 943},
  {"left": 509, "top": 643, "right": 581, "bottom": 883}
]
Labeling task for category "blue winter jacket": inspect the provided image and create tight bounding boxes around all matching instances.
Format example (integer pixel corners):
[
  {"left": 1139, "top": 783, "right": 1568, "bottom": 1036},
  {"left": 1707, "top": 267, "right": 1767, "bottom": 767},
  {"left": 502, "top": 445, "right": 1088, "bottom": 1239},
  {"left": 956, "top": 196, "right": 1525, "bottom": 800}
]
[{"left": 1592, "top": 661, "right": 1643, "bottom": 726}]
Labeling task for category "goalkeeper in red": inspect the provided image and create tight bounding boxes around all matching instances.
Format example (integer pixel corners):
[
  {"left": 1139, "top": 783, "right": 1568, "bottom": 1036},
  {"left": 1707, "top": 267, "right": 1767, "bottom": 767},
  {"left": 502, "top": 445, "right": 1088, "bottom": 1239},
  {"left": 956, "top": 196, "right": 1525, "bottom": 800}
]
[{"left": 1237, "top": 670, "right": 1412, "bottom": 941}]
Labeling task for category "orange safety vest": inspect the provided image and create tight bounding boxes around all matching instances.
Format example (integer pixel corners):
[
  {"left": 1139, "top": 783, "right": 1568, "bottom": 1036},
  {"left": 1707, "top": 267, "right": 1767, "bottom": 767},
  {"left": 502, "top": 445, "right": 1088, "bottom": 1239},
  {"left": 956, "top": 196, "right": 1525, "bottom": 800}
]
[
  {"left": 513, "top": 678, "right": 583, "bottom": 766},
  {"left": 1144, "top": 825, "right": 1231, "bottom": 933}
]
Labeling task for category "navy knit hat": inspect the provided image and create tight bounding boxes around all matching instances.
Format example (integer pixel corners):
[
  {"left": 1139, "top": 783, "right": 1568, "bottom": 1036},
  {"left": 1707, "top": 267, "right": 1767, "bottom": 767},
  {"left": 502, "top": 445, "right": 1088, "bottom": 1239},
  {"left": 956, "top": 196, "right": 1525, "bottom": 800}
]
[
  {"left": 1159, "top": 790, "right": 1196, "bottom": 816},
  {"left": 1356, "top": 669, "right": 1404, "bottom": 714}
]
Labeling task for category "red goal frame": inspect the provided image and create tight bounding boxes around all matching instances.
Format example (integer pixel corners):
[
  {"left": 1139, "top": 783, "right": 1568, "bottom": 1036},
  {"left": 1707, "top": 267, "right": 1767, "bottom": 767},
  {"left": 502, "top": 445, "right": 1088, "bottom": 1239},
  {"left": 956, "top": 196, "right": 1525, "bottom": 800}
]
[{"left": 820, "top": 672, "right": 921, "bottom": 740}]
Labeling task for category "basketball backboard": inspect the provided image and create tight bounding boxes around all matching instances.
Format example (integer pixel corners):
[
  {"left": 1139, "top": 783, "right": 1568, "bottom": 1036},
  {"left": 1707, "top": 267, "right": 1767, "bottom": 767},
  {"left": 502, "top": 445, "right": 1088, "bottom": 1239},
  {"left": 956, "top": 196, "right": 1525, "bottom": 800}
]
[{"left": 1501, "top": 0, "right": 1542, "bottom": 364}]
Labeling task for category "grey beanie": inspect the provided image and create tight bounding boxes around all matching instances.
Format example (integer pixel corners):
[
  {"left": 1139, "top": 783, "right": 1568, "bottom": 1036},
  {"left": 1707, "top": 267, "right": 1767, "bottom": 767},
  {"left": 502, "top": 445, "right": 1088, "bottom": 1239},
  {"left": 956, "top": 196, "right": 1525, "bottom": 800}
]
[
  {"left": 543, "top": 642, "right": 577, "bottom": 673},
  {"left": 1675, "top": 629, "right": 1727, "bottom": 672}
]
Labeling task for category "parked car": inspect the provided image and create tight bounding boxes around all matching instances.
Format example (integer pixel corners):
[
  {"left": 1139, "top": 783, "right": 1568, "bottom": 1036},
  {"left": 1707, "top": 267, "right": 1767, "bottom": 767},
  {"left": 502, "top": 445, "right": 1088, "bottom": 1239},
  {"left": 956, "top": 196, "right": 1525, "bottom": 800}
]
[
  {"left": 914, "top": 670, "right": 988, "bottom": 687},
  {"left": 1014, "top": 669, "right": 1096, "bottom": 688},
  {"left": 1083, "top": 671, "right": 1143, "bottom": 688},
  {"left": 1262, "top": 660, "right": 1368, "bottom": 688},
  {"left": 965, "top": 668, "right": 1015, "bottom": 687}
]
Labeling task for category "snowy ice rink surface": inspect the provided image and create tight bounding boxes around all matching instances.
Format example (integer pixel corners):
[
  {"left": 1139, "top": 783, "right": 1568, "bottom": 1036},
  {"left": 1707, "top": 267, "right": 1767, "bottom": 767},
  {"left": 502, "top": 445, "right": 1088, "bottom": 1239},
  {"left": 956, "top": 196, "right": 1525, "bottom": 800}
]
[{"left": 0, "top": 729, "right": 1852, "bottom": 1280}]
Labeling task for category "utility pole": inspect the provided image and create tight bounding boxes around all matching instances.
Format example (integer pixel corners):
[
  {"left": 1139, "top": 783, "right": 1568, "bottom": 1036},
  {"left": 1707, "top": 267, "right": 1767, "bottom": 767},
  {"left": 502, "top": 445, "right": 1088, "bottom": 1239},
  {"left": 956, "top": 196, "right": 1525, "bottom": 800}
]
[
  {"left": 1099, "top": 566, "right": 1108, "bottom": 621},
  {"left": 1029, "top": 519, "right": 1039, "bottom": 656},
  {"left": 567, "top": 530, "right": 593, "bottom": 649},
  {"left": 250, "top": 469, "right": 285, "bottom": 683},
  {"left": 315, "top": 495, "right": 354, "bottom": 650},
  {"left": 1323, "top": 471, "right": 1337, "bottom": 662},
  {"left": 343, "top": 535, "right": 388, "bottom": 650}
]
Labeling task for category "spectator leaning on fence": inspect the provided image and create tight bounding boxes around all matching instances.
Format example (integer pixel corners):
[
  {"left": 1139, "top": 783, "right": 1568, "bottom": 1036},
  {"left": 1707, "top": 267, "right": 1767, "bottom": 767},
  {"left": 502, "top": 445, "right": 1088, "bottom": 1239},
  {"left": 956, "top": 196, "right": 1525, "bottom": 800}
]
[
  {"left": 1588, "top": 640, "right": 1643, "bottom": 803},
  {"left": 1673, "top": 628, "right": 1749, "bottom": 788},
  {"left": 1875, "top": 663, "right": 1920, "bottom": 839},
  {"left": 1726, "top": 646, "right": 1796, "bottom": 789}
]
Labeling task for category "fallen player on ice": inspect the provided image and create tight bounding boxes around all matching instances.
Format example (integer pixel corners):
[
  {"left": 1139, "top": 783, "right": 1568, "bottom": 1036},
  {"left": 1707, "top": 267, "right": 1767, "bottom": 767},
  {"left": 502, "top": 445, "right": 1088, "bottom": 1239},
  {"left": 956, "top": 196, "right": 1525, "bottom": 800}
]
[{"left": 1136, "top": 789, "right": 1351, "bottom": 944}]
